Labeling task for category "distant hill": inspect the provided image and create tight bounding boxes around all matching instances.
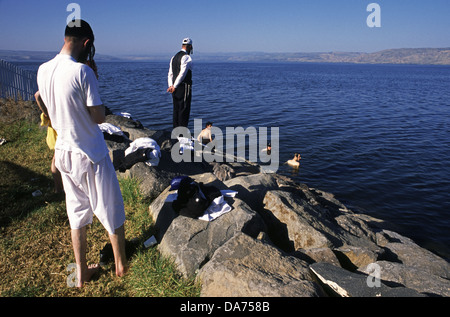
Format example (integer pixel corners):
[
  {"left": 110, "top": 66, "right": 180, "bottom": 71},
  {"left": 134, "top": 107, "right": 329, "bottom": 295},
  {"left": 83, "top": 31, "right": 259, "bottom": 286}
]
[
  {"left": 0, "top": 50, "right": 124, "bottom": 62},
  {"left": 1, "top": 48, "right": 450, "bottom": 65},
  {"left": 344, "top": 48, "right": 450, "bottom": 65},
  {"left": 195, "top": 48, "right": 450, "bottom": 65}
]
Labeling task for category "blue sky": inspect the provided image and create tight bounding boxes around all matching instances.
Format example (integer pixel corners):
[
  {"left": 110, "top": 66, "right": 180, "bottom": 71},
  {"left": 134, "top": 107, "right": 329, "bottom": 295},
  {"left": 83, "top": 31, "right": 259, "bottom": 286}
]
[{"left": 0, "top": 0, "right": 449, "bottom": 56}]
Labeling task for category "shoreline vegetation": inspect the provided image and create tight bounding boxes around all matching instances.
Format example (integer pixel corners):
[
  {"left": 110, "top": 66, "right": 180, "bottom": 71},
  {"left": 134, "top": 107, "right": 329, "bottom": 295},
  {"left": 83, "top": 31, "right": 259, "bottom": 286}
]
[
  {"left": 0, "top": 98, "right": 200, "bottom": 297},
  {"left": 1, "top": 47, "right": 450, "bottom": 65}
]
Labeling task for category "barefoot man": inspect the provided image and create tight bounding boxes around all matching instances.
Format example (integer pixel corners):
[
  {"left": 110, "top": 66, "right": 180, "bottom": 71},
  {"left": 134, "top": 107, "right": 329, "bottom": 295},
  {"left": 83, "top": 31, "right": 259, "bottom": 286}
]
[{"left": 37, "top": 20, "right": 128, "bottom": 287}]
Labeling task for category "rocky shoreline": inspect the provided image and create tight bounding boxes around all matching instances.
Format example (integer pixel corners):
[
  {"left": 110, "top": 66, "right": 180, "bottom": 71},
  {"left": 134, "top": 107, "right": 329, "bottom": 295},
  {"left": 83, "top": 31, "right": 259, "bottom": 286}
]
[{"left": 106, "top": 113, "right": 450, "bottom": 297}]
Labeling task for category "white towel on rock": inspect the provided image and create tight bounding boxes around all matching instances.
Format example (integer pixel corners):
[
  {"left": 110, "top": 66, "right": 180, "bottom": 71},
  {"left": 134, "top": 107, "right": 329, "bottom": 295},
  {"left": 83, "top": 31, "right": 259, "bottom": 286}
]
[
  {"left": 198, "top": 195, "right": 232, "bottom": 222},
  {"left": 98, "top": 123, "right": 125, "bottom": 136}
]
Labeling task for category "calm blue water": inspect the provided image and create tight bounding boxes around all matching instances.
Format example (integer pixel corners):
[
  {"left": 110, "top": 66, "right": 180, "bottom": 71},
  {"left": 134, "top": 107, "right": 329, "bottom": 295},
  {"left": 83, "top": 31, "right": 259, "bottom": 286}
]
[{"left": 19, "top": 61, "right": 450, "bottom": 259}]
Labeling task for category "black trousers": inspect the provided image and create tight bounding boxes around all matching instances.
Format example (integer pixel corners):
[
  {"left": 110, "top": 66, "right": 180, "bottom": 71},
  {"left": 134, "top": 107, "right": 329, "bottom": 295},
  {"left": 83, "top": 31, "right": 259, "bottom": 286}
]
[{"left": 172, "top": 83, "right": 192, "bottom": 128}]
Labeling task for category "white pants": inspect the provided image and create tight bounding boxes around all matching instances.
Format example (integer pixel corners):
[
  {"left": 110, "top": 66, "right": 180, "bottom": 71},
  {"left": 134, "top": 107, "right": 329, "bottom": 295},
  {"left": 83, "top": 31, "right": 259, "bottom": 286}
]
[{"left": 55, "top": 149, "right": 126, "bottom": 235}]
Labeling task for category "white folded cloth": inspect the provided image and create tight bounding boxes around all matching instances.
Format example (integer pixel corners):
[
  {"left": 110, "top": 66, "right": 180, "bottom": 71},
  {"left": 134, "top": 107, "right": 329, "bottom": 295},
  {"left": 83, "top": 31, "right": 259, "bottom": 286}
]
[{"left": 98, "top": 122, "right": 125, "bottom": 136}]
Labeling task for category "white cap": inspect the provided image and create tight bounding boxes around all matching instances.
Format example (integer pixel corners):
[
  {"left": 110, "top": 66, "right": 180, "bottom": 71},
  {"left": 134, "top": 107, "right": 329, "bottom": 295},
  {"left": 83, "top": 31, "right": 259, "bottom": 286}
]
[{"left": 182, "top": 38, "right": 193, "bottom": 45}]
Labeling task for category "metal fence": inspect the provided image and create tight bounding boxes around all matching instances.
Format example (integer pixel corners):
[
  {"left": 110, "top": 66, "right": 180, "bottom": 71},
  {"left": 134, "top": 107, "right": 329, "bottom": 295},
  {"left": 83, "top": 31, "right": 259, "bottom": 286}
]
[{"left": 0, "top": 59, "right": 37, "bottom": 101}]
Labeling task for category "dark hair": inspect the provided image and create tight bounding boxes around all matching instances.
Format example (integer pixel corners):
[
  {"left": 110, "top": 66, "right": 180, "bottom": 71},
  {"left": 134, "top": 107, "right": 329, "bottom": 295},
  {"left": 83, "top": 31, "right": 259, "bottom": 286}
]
[
  {"left": 206, "top": 122, "right": 213, "bottom": 127},
  {"left": 65, "top": 19, "right": 94, "bottom": 42}
]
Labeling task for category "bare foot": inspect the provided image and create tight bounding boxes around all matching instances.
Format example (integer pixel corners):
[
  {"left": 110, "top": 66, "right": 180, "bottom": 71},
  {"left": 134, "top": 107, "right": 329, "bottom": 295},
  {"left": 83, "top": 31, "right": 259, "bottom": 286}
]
[
  {"left": 77, "top": 263, "right": 100, "bottom": 288},
  {"left": 115, "top": 263, "right": 129, "bottom": 278}
]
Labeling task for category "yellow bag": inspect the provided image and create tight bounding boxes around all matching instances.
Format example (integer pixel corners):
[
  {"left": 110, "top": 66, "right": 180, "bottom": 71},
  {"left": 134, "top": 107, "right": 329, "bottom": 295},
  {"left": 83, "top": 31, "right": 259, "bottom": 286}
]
[{"left": 40, "top": 113, "right": 57, "bottom": 150}]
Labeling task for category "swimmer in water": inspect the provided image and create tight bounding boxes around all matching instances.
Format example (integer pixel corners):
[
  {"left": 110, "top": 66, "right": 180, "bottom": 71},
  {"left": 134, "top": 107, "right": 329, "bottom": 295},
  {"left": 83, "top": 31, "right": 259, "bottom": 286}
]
[
  {"left": 261, "top": 142, "right": 272, "bottom": 155},
  {"left": 197, "top": 121, "right": 213, "bottom": 145},
  {"left": 287, "top": 153, "right": 301, "bottom": 168}
]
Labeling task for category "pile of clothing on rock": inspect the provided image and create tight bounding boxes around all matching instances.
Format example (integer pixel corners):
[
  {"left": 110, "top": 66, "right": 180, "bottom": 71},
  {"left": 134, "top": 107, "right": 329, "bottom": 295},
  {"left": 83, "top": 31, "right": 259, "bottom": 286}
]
[
  {"left": 166, "top": 176, "right": 237, "bottom": 222},
  {"left": 98, "top": 121, "right": 161, "bottom": 172}
]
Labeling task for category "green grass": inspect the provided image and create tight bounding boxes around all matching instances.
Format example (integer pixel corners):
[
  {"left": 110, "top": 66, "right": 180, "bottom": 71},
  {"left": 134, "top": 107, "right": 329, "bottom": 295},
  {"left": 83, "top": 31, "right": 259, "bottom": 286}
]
[{"left": 0, "top": 117, "right": 200, "bottom": 297}]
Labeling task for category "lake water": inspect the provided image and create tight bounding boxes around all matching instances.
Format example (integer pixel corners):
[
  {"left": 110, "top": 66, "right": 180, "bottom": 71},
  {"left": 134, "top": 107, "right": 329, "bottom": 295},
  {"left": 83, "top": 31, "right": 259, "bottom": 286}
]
[{"left": 19, "top": 60, "right": 450, "bottom": 259}]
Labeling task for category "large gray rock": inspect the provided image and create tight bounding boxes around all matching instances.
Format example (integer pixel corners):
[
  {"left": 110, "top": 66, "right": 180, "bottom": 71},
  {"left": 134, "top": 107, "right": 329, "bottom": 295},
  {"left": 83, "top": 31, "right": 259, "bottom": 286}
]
[
  {"left": 334, "top": 245, "right": 384, "bottom": 270},
  {"left": 310, "top": 262, "right": 426, "bottom": 297},
  {"left": 379, "top": 230, "right": 450, "bottom": 279},
  {"left": 198, "top": 233, "right": 326, "bottom": 297},
  {"left": 105, "top": 113, "right": 144, "bottom": 130},
  {"left": 210, "top": 162, "right": 261, "bottom": 181},
  {"left": 210, "top": 162, "right": 235, "bottom": 181},
  {"left": 224, "top": 174, "right": 389, "bottom": 270},
  {"left": 293, "top": 247, "right": 342, "bottom": 267},
  {"left": 157, "top": 150, "right": 211, "bottom": 176},
  {"left": 223, "top": 173, "right": 279, "bottom": 212},
  {"left": 359, "top": 261, "right": 450, "bottom": 297},
  {"left": 119, "top": 162, "right": 178, "bottom": 201},
  {"left": 149, "top": 174, "right": 266, "bottom": 278},
  {"left": 262, "top": 190, "right": 383, "bottom": 254},
  {"left": 263, "top": 190, "right": 335, "bottom": 250},
  {"left": 225, "top": 174, "right": 297, "bottom": 251}
]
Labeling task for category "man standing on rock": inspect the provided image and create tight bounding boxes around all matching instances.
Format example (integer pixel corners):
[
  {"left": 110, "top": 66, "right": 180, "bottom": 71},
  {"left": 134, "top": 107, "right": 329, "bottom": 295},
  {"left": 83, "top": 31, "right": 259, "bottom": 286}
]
[
  {"left": 37, "top": 20, "right": 128, "bottom": 287},
  {"left": 167, "top": 38, "right": 194, "bottom": 129}
]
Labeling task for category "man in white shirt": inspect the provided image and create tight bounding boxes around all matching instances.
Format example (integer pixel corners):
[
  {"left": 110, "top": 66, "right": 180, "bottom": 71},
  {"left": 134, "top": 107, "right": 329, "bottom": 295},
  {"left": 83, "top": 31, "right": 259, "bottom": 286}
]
[
  {"left": 37, "top": 20, "right": 127, "bottom": 287},
  {"left": 167, "top": 38, "right": 194, "bottom": 128}
]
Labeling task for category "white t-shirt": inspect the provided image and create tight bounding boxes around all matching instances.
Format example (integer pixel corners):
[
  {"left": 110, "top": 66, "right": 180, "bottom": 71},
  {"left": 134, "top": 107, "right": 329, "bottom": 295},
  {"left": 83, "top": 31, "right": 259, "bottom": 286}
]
[{"left": 37, "top": 54, "right": 108, "bottom": 164}]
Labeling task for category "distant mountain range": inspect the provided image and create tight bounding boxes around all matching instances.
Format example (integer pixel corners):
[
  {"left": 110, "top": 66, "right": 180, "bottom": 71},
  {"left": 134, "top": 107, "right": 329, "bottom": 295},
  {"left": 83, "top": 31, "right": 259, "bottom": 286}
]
[
  {"left": 195, "top": 48, "right": 450, "bottom": 65},
  {"left": 1, "top": 48, "right": 450, "bottom": 65},
  {"left": 0, "top": 50, "right": 124, "bottom": 62}
]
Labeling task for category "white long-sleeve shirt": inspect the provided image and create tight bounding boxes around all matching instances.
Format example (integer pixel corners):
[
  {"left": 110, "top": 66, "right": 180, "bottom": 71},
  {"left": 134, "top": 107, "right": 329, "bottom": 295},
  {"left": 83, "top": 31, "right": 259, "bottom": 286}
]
[{"left": 168, "top": 49, "right": 193, "bottom": 88}]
